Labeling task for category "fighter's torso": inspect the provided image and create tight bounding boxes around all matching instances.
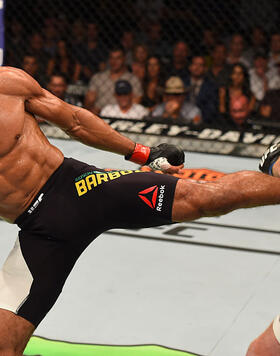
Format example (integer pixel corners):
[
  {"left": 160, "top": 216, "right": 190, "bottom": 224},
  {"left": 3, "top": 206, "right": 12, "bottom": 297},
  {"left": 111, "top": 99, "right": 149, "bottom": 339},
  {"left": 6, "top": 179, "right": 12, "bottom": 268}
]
[{"left": 0, "top": 94, "right": 63, "bottom": 222}]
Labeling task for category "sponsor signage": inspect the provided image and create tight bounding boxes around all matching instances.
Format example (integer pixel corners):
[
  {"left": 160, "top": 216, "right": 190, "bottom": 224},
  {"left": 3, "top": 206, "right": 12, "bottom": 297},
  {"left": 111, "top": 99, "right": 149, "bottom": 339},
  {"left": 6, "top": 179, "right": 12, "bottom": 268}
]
[{"left": 40, "top": 119, "right": 280, "bottom": 158}]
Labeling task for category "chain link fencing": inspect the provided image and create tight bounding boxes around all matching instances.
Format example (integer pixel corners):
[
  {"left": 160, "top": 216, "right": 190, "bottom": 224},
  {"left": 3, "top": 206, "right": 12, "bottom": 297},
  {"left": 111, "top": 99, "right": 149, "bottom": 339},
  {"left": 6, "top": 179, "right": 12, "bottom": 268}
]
[{"left": 4, "top": 0, "right": 280, "bottom": 153}]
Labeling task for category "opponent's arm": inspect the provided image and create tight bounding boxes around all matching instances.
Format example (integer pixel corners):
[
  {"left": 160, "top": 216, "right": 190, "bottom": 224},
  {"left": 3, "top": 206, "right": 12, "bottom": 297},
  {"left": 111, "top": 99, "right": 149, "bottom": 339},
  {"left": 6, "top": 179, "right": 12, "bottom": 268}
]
[
  {"left": 0, "top": 67, "right": 184, "bottom": 170},
  {"left": 259, "top": 142, "right": 280, "bottom": 177}
]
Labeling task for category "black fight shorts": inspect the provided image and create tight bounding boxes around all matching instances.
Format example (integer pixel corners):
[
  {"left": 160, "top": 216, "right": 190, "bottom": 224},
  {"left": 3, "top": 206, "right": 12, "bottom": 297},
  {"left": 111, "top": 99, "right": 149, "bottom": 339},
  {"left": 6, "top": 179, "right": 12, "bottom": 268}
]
[{"left": 0, "top": 158, "right": 178, "bottom": 327}]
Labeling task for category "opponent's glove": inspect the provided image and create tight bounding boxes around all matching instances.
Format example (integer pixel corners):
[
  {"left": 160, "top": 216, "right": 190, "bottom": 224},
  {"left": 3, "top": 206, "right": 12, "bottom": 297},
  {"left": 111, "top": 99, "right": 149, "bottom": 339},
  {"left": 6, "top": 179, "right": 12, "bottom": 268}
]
[
  {"left": 125, "top": 143, "right": 185, "bottom": 171},
  {"left": 259, "top": 142, "right": 280, "bottom": 175}
]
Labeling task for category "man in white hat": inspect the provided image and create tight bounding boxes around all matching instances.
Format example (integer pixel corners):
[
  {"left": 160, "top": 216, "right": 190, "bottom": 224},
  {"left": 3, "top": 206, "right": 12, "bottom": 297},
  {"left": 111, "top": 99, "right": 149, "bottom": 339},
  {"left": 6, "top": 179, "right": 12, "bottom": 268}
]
[{"left": 151, "top": 76, "right": 201, "bottom": 125}]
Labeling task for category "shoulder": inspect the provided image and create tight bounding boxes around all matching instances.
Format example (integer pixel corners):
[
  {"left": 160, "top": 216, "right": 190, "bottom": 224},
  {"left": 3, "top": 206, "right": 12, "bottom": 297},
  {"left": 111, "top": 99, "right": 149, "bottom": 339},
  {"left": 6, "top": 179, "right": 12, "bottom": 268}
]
[
  {"left": 152, "top": 103, "right": 165, "bottom": 116},
  {"left": 132, "top": 103, "right": 149, "bottom": 114},
  {"left": 133, "top": 103, "right": 147, "bottom": 110},
  {"left": 0, "top": 66, "right": 42, "bottom": 97},
  {"left": 182, "top": 102, "right": 200, "bottom": 113},
  {"left": 91, "top": 70, "right": 109, "bottom": 82},
  {"left": 123, "top": 71, "right": 140, "bottom": 83},
  {"left": 203, "top": 76, "right": 217, "bottom": 88},
  {"left": 100, "top": 104, "right": 118, "bottom": 116}
]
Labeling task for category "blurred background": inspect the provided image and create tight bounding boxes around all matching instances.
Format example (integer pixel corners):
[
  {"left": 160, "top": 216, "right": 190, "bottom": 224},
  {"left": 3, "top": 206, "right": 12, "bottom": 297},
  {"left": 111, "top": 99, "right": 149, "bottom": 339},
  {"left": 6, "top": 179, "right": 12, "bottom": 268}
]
[{"left": 3, "top": 0, "right": 280, "bottom": 143}]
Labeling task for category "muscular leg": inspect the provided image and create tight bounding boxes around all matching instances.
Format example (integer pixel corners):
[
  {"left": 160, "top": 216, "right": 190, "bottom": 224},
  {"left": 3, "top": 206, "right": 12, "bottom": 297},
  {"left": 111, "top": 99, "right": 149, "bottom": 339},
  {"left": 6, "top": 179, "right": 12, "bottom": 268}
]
[
  {"left": 246, "top": 323, "right": 280, "bottom": 356},
  {"left": 0, "top": 309, "right": 34, "bottom": 355},
  {"left": 172, "top": 170, "right": 280, "bottom": 221}
]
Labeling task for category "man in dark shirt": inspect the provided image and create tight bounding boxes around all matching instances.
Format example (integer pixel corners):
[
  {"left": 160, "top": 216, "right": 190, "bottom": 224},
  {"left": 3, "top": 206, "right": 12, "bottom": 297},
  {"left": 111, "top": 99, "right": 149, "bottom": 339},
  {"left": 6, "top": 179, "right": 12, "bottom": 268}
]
[
  {"left": 166, "top": 41, "right": 190, "bottom": 80},
  {"left": 207, "top": 43, "right": 232, "bottom": 88},
  {"left": 184, "top": 56, "right": 218, "bottom": 123},
  {"left": 48, "top": 73, "right": 83, "bottom": 107},
  {"left": 21, "top": 54, "right": 47, "bottom": 88},
  {"left": 259, "top": 89, "right": 280, "bottom": 121},
  {"left": 73, "top": 22, "right": 107, "bottom": 83}
]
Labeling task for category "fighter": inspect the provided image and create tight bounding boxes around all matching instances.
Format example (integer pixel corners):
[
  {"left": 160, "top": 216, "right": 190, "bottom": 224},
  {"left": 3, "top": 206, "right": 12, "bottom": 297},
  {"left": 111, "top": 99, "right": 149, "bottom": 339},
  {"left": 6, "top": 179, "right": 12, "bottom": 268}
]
[
  {"left": 0, "top": 66, "right": 280, "bottom": 356},
  {"left": 246, "top": 142, "right": 280, "bottom": 356}
]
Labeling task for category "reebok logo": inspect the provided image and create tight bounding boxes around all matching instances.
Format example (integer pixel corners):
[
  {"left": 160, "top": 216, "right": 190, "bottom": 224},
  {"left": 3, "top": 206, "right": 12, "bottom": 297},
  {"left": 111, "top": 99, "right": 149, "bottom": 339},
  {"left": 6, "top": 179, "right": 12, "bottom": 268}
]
[
  {"left": 138, "top": 185, "right": 158, "bottom": 209},
  {"left": 28, "top": 193, "right": 44, "bottom": 214},
  {"left": 138, "top": 185, "right": 166, "bottom": 211},
  {"left": 156, "top": 185, "right": 165, "bottom": 211}
]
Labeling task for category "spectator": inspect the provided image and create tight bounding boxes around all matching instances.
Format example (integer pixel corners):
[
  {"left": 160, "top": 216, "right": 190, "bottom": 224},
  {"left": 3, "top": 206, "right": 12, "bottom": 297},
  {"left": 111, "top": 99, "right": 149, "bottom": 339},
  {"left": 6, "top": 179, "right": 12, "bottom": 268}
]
[
  {"left": 100, "top": 80, "right": 148, "bottom": 119},
  {"left": 70, "top": 19, "right": 85, "bottom": 48},
  {"left": 227, "top": 33, "right": 250, "bottom": 68},
  {"left": 268, "top": 32, "right": 280, "bottom": 69},
  {"left": 121, "top": 30, "right": 135, "bottom": 67},
  {"left": 184, "top": 56, "right": 218, "bottom": 123},
  {"left": 151, "top": 76, "right": 202, "bottom": 125},
  {"left": 166, "top": 41, "right": 189, "bottom": 80},
  {"left": 141, "top": 56, "right": 166, "bottom": 110},
  {"left": 207, "top": 42, "right": 232, "bottom": 87},
  {"left": 47, "top": 73, "right": 83, "bottom": 107},
  {"left": 249, "top": 53, "right": 276, "bottom": 102},
  {"left": 244, "top": 27, "right": 267, "bottom": 65},
  {"left": 219, "top": 63, "right": 255, "bottom": 127},
  {"left": 43, "top": 24, "right": 58, "bottom": 58},
  {"left": 85, "top": 46, "right": 143, "bottom": 114},
  {"left": 26, "top": 32, "right": 50, "bottom": 76},
  {"left": 131, "top": 44, "right": 149, "bottom": 82},
  {"left": 143, "top": 21, "right": 170, "bottom": 60},
  {"left": 259, "top": 88, "right": 280, "bottom": 122},
  {"left": 268, "top": 60, "right": 280, "bottom": 89},
  {"left": 201, "top": 29, "right": 217, "bottom": 56},
  {"left": 21, "top": 54, "right": 47, "bottom": 87},
  {"left": 47, "top": 40, "right": 73, "bottom": 81},
  {"left": 55, "top": 13, "right": 70, "bottom": 40},
  {"left": 73, "top": 22, "right": 107, "bottom": 83},
  {"left": 5, "top": 19, "right": 25, "bottom": 67}
]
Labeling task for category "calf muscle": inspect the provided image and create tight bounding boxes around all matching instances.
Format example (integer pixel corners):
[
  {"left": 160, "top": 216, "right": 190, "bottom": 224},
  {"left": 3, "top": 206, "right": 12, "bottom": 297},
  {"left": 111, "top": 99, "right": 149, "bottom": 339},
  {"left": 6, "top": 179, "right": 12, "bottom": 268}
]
[
  {"left": 0, "top": 309, "right": 34, "bottom": 355},
  {"left": 172, "top": 171, "right": 280, "bottom": 222}
]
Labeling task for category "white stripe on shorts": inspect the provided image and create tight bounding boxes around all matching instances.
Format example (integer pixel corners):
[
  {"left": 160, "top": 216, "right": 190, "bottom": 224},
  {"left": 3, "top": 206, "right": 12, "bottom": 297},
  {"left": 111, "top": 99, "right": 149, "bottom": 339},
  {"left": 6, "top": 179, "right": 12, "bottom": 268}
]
[
  {"left": 273, "top": 315, "right": 280, "bottom": 344},
  {"left": 0, "top": 236, "right": 33, "bottom": 314}
]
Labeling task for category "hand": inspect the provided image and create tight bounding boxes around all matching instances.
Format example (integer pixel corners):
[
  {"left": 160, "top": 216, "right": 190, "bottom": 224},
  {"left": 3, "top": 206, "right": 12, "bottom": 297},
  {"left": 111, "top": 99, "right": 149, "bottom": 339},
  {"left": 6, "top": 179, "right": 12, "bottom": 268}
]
[
  {"left": 125, "top": 143, "right": 185, "bottom": 172},
  {"left": 163, "top": 164, "right": 185, "bottom": 174},
  {"left": 164, "top": 100, "right": 180, "bottom": 116}
]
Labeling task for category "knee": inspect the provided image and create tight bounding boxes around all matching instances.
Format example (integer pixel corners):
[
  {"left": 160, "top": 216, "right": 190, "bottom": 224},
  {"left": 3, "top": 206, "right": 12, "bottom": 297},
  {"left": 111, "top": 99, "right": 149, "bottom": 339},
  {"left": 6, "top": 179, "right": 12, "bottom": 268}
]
[
  {"left": 172, "top": 179, "right": 204, "bottom": 221},
  {"left": 246, "top": 339, "right": 260, "bottom": 356}
]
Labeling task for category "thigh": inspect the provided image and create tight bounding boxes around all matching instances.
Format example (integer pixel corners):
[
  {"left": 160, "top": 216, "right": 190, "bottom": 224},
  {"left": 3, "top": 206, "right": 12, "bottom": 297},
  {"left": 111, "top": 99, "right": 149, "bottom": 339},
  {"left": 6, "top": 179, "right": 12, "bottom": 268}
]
[
  {"left": 96, "top": 170, "right": 179, "bottom": 230},
  {"left": 0, "top": 308, "right": 34, "bottom": 354},
  {"left": 0, "top": 232, "right": 84, "bottom": 328}
]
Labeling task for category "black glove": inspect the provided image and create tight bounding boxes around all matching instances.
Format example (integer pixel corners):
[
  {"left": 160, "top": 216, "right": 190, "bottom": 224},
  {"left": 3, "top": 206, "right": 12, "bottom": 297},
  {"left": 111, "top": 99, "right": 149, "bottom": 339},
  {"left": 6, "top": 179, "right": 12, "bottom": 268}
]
[
  {"left": 259, "top": 142, "right": 280, "bottom": 175},
  {"left": 125, "top": 143, "right": 185, "bottom": 170}
]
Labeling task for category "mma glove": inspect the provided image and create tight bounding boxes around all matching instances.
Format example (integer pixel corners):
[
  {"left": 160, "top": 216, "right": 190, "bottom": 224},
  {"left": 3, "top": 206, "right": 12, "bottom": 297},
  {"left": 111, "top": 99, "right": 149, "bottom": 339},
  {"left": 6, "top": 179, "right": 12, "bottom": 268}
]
[
  {"left": 125, "top": 143, "right": 185, "bottom": 171},
  {"left": 259, "top": 142, "right": 280, "bottom": 175}
]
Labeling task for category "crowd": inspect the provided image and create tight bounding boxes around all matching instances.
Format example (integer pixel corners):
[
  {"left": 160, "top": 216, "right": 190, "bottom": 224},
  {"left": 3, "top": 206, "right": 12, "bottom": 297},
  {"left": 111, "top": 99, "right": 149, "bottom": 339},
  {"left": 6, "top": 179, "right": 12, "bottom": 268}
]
[{"left": 6, "top": 17, "right": 280, "bottom": 130}]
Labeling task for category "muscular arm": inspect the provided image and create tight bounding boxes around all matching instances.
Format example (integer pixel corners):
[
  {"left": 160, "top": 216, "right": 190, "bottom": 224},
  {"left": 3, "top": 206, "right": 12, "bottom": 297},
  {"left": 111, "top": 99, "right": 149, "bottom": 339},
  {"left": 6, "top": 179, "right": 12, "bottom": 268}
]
[
  {"left": 26, "top": 89, "right": 135, "bottom": 155},
  {"left": 0, "top": 67, "right": 135, "bottom": 156}
]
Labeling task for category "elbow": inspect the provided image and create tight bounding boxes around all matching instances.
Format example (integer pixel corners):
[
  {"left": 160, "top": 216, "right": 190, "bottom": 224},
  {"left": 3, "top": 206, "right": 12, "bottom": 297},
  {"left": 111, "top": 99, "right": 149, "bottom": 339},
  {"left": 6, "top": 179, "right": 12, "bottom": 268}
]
[{"left": 64, "top": 110, "right": 82, "bottom": 137}]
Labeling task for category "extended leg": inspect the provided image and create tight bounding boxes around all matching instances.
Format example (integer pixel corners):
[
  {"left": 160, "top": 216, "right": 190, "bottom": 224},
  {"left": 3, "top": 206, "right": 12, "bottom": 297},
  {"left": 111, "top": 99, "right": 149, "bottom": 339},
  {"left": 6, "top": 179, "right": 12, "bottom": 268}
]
[
  {"left": 0, "top": 309, "right": 34, "bottom": 355},
  {"left": 172, "top": 170, "right": 280, "bottom": 221}
]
